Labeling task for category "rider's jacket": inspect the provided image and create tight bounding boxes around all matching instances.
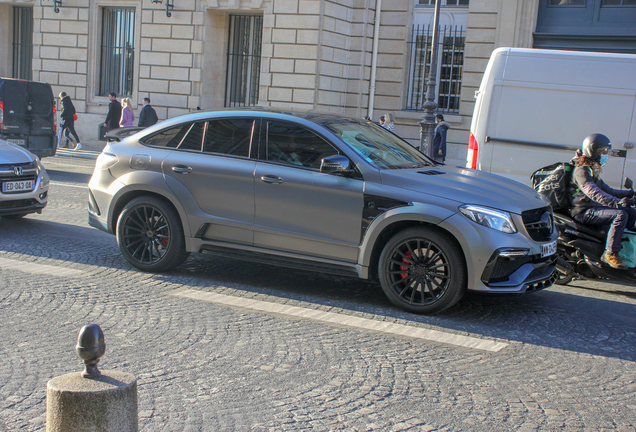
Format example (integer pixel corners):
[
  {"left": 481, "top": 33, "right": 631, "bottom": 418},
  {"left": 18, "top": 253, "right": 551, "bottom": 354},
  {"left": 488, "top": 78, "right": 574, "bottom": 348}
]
[{"left": 570, "top": 162, "right": 631, "bottom": 216}]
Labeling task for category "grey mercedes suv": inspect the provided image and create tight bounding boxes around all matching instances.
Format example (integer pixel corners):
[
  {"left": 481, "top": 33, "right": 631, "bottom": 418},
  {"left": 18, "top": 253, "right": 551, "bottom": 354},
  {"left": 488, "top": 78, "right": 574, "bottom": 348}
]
[{"left": 88, "top": 108, "right": 557, "bottom": 314}]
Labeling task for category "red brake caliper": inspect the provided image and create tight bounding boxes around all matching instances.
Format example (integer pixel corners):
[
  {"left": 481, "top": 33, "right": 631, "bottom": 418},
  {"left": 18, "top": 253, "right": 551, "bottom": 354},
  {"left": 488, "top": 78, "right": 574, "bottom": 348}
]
[{"left": 400, "top": 251, "right": 412, "bottom": 280}]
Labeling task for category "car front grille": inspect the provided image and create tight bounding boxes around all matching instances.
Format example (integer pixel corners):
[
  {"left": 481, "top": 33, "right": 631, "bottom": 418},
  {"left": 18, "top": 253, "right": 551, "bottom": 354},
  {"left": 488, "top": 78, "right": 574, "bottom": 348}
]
[
  {"left": 0, "top": 162, "right": 38, "bottom": 182},
  {"left": 522, "top": 206, "right": 553, "bottom": 242}
]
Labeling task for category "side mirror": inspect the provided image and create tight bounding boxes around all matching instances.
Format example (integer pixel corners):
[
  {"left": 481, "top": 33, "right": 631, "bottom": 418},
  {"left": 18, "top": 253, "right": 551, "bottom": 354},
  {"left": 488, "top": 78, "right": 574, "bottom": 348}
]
[
  {"left": 320, "top": 155, "right": 354, "bottom": 176},
  {"left": 624, "top": 177, "right": 633, "bottom": 190}
]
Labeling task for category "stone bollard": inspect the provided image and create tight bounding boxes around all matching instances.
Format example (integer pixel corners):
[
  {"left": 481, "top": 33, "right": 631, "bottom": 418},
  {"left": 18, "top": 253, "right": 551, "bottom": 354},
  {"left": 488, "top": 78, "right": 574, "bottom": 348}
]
[{"left": 46, "top": 325, "right": 138, "bottom": 432}]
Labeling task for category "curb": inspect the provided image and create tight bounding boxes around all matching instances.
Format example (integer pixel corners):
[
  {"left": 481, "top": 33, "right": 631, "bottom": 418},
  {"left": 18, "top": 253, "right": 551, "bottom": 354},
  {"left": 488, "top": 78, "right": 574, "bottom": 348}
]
[{"left": 54, "top": 148, "right": 101, "bottom": 160}]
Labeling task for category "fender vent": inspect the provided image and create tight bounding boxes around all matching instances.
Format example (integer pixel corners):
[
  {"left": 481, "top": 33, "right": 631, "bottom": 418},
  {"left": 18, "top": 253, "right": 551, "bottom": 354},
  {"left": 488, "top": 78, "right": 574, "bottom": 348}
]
[{"left": 418, "top": 170, "right": 445, "bottom": 176}]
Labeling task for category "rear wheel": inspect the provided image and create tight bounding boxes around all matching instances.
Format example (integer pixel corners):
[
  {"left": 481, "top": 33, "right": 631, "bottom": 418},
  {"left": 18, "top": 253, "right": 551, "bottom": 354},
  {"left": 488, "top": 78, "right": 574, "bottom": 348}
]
[
  {"left": 116, "top": 196, "right": 189, "bottom": 272},
  {"left": 378, "top": 227, "right": 467, "bottom": 314}
]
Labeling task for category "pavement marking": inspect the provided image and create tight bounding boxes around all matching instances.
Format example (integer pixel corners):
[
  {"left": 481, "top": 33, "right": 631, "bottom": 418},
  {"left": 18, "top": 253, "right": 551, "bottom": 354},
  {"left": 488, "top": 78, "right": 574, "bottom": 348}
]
[
  {"left": 0, "top": 257, "right": 84, "bottom": 277},
  {"left": 50, "top": 181, "right": 88, "bottom": 189},
  {"left": 172, "top": 289, "right": 509, "bottom": 352}
]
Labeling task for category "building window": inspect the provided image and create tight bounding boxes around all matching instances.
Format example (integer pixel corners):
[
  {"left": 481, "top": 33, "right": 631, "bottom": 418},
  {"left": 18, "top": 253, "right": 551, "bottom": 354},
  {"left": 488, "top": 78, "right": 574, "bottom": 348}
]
[
  {"left": 548, "top": 0, "right": 586, "bottom": 6},
  {"left": 12, "top": 6, "right": 33, "bottom": 81},
  {"left": 225, "top": 15, "right": 263, "bottom": 107},
  {"left": 601, "top": 0, "right": 636, "bottom": 5},
  {"left": 406, "top": 25, "right": 465, "bottom": 114},
  {"left": 418, "top": 0, "right": 469, "bottom": 6},
  {"left": 99, "top": 7, "right": 136, "bottom": 97}
]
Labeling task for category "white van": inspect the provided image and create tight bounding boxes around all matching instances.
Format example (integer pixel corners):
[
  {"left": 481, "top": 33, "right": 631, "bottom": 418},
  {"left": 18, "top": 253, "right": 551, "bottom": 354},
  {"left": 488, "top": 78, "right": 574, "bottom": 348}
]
[{"left": 467, "top": 48, "right": 636, "bottom": 188}]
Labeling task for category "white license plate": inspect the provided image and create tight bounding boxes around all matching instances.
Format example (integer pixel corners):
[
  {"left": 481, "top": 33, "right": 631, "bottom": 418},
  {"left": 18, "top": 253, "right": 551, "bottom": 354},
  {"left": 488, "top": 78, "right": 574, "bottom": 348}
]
[
  {"left": 2, "top": 180, "right": 35, "bottom": 193},
  {"left": 541, "top": 240, "right": 557, "bottom": 258},
  {"left": 6, "top": 139, "right": 25, "bottom": 146}
]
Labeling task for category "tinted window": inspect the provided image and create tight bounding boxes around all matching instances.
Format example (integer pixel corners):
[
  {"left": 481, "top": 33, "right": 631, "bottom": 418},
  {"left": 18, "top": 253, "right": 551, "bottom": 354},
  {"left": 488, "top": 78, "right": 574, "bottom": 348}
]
[
  {"left": 29, "top": 83, "right": 53, "bottom": 116},
  {"left": 142, "top": 123, "right": 191, "bottom": 148},
  {"left": 204, "top": 118, "right": 253, "bottom": 157},
  {"left": 178, "top": 122, "right": 205, "bottom": 151},
  {"left": 266, "top": 121, "right": 338, "bottom": 169}
]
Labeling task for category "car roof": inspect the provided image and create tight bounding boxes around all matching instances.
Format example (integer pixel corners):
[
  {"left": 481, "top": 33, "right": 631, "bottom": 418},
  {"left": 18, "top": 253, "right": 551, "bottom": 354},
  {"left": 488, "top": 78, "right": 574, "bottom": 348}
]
[{"left": 167, "top": 107, "right": 365, "bottom": 127}]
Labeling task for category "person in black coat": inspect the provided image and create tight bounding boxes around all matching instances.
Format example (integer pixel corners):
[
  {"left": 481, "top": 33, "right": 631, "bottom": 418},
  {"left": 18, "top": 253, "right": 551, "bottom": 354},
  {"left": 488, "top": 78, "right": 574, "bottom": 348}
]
[
  {"left": 433, "top": 114, "right": 450, "bottom": 163},
  {"left": 103, "top": 93, "right": 122, "bottom": 131},
  {"left": 58, "top": 91, "right": 82, "bottom": 149},
  {"left": 138, "top": 97, "right": 158, "bottom": 128}
]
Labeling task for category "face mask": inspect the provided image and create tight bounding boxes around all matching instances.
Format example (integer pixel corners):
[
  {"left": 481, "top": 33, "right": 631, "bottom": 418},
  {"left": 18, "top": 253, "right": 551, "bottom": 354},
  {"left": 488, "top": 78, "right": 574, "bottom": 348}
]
[{"left": 599, "top": 154, "right": 609, "bottom": 166}]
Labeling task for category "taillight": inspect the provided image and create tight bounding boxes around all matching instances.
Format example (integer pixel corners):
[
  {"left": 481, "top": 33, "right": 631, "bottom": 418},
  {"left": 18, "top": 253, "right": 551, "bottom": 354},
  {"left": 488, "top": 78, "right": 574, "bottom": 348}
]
[
  {"left": 53, "top": 104, "right": 56, "bottom": 114},
  {"left": 467, "top": 132, "right": 479, "bottom": 169},
  {"left": 0, "top": 100, "right": 4, "bottom": 130}
]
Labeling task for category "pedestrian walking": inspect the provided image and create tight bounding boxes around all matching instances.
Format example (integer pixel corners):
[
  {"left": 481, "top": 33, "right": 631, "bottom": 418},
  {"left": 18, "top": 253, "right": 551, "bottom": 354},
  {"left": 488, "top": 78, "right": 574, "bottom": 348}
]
[
  {"left": 138, "top": 97, "right": 158, "bottom": 128},
  {"left": 103, "top": 92, "right": 122, "bottom": 131},
  {"left": 433, "top": 114, "right": 450, "bottom": 163},
  {"left": 58, "top": 92, "right": 82, "bottom": 150},
  {"left": 119, "top": 97, "right": 135, "bottom": 128}
]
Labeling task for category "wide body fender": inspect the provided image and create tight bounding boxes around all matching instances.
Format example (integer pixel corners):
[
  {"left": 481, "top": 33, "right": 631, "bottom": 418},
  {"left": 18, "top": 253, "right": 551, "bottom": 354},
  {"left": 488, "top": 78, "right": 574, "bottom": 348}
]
[{"left": 104, "top": 170, "right": 193, "bottom": 237}]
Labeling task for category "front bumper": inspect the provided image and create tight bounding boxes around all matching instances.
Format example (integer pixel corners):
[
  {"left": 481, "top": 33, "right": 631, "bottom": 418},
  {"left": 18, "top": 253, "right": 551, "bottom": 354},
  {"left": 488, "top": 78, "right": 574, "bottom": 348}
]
[{"left": 480, "top": 249, "right": 558, "bottom": 293}]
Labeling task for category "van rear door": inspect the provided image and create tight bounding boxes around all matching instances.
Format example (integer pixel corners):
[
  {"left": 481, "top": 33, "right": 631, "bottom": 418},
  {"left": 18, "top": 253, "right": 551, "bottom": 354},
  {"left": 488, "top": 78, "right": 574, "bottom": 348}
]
[
  {"left": 1, "top": 80, "right": 30, "bottom": 142},
  {"left": 26, "top": 82, "right": 55, "bottom": 153},
  {"left": 0, "top": 79, "right": 55, "bottom": 157}
]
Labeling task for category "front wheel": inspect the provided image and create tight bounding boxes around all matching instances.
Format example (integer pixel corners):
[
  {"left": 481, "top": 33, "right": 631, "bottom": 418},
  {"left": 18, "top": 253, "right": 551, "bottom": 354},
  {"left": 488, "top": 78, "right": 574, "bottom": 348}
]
[
  {"left": 116, "top": 196, "right": 189, "bottom": 272},
  {"left": 378, "top": 227, "right": 467, "bottom": 314}
]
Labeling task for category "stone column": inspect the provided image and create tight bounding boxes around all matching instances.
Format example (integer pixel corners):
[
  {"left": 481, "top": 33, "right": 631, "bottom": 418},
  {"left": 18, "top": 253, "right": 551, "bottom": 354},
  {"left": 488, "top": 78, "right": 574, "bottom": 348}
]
[{"left": 46, "top": 371, "right": 138, "bottom": 432}]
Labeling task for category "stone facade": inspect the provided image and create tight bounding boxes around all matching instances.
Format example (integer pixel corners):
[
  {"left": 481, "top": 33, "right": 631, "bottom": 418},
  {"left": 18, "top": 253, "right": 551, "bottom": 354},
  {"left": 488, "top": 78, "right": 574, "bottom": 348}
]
[{"left": 0, "top": 0, "right": 537, "bottom": 166}]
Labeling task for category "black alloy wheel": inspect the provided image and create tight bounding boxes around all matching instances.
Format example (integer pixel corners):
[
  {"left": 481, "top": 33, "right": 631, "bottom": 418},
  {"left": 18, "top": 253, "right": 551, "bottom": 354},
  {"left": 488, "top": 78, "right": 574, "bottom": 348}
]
[
  {"left": 116, "top": 196, "right": 189, "bottom": 272},
  {"left": 379, "top": 227, "right": 467, "bottom": 314}
]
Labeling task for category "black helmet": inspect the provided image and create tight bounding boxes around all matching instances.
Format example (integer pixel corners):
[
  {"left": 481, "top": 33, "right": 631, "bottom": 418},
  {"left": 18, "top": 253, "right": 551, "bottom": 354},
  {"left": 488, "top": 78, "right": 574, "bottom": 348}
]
[{"left": 581, "top": 133, "right": 611, "bottom": 160}]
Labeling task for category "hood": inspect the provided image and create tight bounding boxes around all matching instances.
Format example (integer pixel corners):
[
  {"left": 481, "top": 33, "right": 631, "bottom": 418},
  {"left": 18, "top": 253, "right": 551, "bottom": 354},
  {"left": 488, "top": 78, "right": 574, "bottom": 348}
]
[
  {"left": 436, "top": 121, "right": 451, "bottom": 129},
  {"left": 0, "top": 140, "right": 36, "bottom": 164},
  {"left": 380, "top": 165, "right": 548, "bottom": 214}
]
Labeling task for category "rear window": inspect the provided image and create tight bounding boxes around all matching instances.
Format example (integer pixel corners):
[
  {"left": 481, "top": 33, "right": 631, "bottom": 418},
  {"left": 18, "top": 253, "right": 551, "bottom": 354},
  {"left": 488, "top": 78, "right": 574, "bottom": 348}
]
[
  {"left": 203, "top": 118, "right": 253, "bottom": 158},
  {"left": 141, "top": 123, "right": 192, "bottom": 148}
]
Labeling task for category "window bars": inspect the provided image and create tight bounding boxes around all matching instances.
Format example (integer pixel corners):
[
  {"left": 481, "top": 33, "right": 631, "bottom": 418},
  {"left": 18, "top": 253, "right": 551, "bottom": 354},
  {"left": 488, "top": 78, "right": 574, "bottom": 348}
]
[
  {"left": 12, "top": 7, "right": 33, "bottom": 81},
  {"left": 406, "top": 24, "right": 465, "bottom": 114},
  {"left": 225, "top": 15, "right": 263, "bottom": 108},
  {"left": 99, "top": 7, "right": 136, "bottom": 97}
]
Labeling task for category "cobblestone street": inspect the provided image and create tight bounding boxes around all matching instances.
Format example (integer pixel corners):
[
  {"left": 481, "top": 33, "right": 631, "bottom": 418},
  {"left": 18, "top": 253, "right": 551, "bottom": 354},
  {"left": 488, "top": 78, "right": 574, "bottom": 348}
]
[{"left": 1, "top": 154, "right": 635, "bottom": 431}]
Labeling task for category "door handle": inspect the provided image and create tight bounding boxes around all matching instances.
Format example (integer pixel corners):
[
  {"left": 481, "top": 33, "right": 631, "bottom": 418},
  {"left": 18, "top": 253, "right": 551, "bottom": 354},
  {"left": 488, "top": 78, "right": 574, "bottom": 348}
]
[
  {"left": 260, "top": 175, "right": 284, "bottom": 184},
  {"left": 172, "top": 166, "right": 192, "bottom": 174}
]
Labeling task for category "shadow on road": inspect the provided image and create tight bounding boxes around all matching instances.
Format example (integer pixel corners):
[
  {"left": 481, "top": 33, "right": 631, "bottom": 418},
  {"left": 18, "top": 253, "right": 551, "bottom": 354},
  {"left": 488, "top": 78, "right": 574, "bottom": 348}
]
[{"left": 3, "top": 218, "right": 635, "bottom": 361}]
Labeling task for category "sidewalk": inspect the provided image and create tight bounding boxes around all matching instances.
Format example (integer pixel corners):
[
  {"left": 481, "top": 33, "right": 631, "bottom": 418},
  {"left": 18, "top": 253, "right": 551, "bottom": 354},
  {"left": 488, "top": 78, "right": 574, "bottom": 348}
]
[
  {"left": 55, "top": 147, "right": 101, "bottom": 160},
  {"left": 54, "top": 139, "right": 104, "bottom": 160}
]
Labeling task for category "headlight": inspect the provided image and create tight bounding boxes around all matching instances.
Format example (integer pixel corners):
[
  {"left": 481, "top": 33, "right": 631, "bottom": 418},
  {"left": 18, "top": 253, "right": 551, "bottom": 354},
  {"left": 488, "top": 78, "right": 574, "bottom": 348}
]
[
  {"left": 95, "top": 152, "right": 119, "bottom": 170},
  {"left": 459, "top": 205, "right": 517, "bottom": 234}
]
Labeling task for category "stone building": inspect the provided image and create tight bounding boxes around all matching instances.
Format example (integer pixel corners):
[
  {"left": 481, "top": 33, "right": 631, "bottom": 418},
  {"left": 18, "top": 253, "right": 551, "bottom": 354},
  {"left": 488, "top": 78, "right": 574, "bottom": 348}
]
[{"left": 0, "top": 0, "right": 634, "bottom": 165}]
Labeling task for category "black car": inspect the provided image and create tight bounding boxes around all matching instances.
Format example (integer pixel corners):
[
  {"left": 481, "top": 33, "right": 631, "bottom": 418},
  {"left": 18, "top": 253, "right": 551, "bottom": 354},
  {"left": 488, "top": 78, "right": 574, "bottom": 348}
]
[{"left": 0, "top": 78, "right": 56, "bottom": 158}]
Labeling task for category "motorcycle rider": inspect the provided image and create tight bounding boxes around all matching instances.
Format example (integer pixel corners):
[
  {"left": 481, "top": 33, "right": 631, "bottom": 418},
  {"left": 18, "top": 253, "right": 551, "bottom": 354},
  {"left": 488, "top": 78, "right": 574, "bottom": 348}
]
[{"left": 570, "top": 133, "right": 636, "bottom": 269}]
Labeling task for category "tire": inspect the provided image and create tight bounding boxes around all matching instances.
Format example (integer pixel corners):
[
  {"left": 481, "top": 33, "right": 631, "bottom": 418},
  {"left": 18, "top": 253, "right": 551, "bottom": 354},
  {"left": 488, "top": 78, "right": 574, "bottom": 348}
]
[
  {"left": 378, "top": 227, "right": 467, "bottom": 314},
  {"left": 116, "top": 196, "right": 189, "bottom": 272}
]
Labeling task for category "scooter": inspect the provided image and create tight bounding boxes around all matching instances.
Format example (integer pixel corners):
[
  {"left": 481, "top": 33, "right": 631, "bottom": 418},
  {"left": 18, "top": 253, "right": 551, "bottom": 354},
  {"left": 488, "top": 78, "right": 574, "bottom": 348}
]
[{"left": 553, "top": 177, "right": 636, "bottom": 285}]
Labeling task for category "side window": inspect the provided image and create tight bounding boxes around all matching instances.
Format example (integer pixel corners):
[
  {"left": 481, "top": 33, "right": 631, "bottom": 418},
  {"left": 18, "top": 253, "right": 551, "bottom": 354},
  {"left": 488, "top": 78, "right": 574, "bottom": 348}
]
[
  {"left": 178, "top": 122, "right": 205, "bottom": 151},
  {"left": 203, "top": 118, "right": 253, "bottom": 157},
  {"left": 141, "top": 123, "right": 191, "bottom": 148},
  {"left": 266, "top": 121, "right": 339, "bottom": 169}
]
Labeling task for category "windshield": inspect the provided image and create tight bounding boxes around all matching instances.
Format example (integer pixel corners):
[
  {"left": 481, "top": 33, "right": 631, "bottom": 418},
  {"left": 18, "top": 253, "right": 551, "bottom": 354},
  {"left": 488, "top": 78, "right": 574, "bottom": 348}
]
[{"left": 322, "top": 119, "right": 434, "bottom": 169}]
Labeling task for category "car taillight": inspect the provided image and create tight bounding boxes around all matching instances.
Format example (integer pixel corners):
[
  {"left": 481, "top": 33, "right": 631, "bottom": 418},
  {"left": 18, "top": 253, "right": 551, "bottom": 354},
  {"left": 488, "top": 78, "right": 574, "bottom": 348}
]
[
  {"left": 0, "top": 101, "right": 4, "bottom": 130},
  {"left": 467, "top": 132, "right": 479, "bottom": 170},
  {"left": 53, "top": 104, "right": 56, "bottom": 114}
]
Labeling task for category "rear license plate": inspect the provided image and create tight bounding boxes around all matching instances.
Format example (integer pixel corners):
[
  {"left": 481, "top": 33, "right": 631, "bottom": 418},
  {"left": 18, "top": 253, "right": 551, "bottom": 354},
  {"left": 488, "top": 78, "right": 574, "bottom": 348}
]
[
  {"left": 2, "top": 180, "right": 35, "bottom": 193},
  {"left": 6, "top": 139, "right": 26, "bottom": 146},
  {"left": 541, "top": 240, "right": 557, "bottom": 258}
]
